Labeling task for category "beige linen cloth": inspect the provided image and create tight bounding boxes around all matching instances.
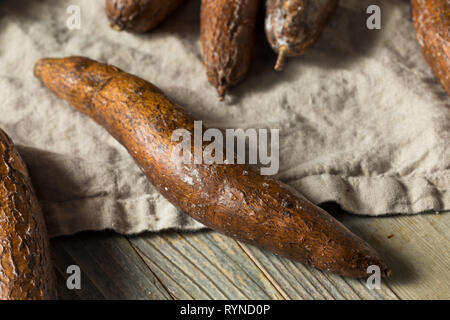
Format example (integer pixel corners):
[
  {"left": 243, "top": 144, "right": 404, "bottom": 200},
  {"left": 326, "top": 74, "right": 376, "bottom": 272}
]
[{"left": 0, "top": 0, "right": 448, "bottom": 238}]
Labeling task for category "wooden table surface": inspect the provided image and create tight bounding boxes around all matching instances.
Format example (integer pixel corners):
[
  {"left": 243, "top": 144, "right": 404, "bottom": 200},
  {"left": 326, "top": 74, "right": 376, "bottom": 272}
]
[{"left": 50, "top": 203, "right": 449, "bottom": 300}]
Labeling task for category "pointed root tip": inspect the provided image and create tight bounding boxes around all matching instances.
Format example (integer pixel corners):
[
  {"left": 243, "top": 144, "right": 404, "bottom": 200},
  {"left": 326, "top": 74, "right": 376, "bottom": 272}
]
[
  {"left": 384, "top": 268, "right": 392, "bottom": 278},
  {"left": 110, "top": 21, "right": 124, "bottom": 32},
  {"left": 274, "top": 46, "right": 288, "bottom": 71},
  {"left": 371, "top": 260, "right": 391, "bottom": 278},
  {"left": 379, "top": 258, "right": 392, "bottom": 278}
]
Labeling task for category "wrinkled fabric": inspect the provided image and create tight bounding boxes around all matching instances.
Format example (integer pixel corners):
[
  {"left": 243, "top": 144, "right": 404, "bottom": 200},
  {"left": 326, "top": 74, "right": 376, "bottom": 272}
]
[{"left": 0, "top": 0, "right": 448, "bottom": 237}]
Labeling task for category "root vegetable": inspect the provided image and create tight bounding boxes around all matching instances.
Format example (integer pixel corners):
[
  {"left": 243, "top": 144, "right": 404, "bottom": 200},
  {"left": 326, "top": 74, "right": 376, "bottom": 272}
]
[
  {"left": 265, "top": 0, "right": 338, "bottom": 71},
  {"left": 34, "top": 56, "right": 390, "bottom": 278},
  {"left": 0, "top": 129, "right": 57, "bottom": 300},
  {"left": 105, "top": 0, "right": 185, "bottom": 33},
  {"left": 200, "top": 0, "right": 261, "bottom": 99}
]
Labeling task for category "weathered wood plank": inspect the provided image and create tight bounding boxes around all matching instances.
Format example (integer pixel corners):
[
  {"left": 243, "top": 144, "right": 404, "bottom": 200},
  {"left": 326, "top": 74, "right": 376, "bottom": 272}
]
[
  {"left": 186, "top": 232, "right": 283, "bottom": 299},
  {"left": 238, "top": 203, "right": 449, "bottom": 300},
  {"left": 51, "top": 240, "right": 105, "bottom": 300},
  {"left": 339, "top": 210, "right": 450, "bottom": 300},
  {"left": 50, "top": 208, "right": 449, "bottom": 300},
  {"left": 51, "top": 231, "right": 173, "bottom": 300},
  {"left": 128, "top": 231, "right": 285, "bottom": 300}
]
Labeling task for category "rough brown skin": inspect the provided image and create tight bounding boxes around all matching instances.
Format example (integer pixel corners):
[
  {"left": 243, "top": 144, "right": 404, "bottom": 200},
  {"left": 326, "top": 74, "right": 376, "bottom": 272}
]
[
  {"left": 200, "top": 0, "right": 261, "bottom": 99},
  {"left": 105, "top": 0, "right": 185, "bottom": 33},
  {"left": 412, "top": 0, "right": 450, "bottom": 95},
  {"left": 265, "top": 0, "right": 338, "bottom": 71},
  {"left": 34, "top": 56, "right": 390, "bottom": 278},
  {"left": 0, "top": 129, "right": 57, "bottom": 300}
]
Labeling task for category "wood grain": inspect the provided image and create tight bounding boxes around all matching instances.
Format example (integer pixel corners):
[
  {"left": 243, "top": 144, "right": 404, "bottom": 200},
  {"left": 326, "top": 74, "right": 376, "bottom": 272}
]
[
  {"left": 128, "top": 231, "right": 284, "bottom": 299},
  {"left": 35, "top": 56, "right": 390, "bottom": 278},
  {"left": 50, "top": 207, "right": 449, "bottom": 299}
]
